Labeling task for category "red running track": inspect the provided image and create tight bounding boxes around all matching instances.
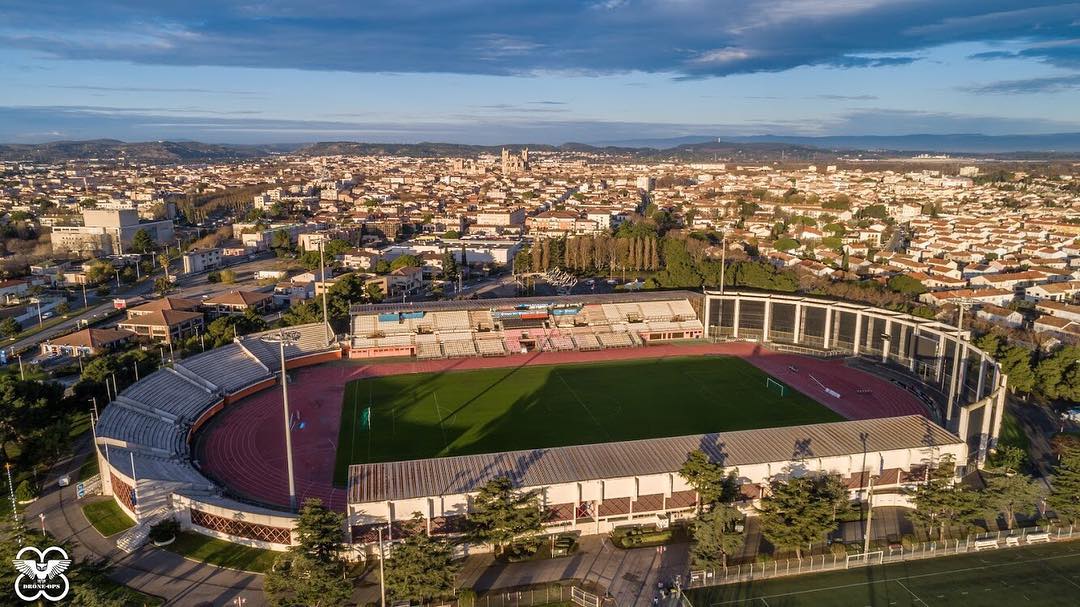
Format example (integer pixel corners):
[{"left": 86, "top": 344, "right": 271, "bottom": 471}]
[{"left": 195, "top": 343, "right": 927, "bottom": 512}]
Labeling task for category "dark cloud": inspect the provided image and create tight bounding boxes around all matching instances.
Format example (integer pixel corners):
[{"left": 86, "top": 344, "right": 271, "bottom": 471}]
[
  {"left": 967, "top": 74, "right": 1080, "bottom": 94},
  {"left": 0, "top": 1, "right": 1076, "bottom": 77}
]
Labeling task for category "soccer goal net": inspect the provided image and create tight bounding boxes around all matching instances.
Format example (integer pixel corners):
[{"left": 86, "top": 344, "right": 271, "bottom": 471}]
[
  {"left": 845, "top": 550, "right": 884, "bottom": 569},
  {"left": 765, "top": 377, "right": 787, "bottom": 397}
]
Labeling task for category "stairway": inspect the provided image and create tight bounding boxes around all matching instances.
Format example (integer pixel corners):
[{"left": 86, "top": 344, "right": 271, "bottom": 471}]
[{"left": 116, "top": 507, "right": 171, "bottom": 553}]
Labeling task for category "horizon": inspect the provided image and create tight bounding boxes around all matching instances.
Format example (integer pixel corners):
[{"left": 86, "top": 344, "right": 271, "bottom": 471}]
[{"left": 1, "top": 1, "right": 1079, "bottom": 145}]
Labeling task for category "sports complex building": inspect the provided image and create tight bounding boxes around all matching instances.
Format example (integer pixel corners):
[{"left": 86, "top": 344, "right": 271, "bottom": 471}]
[{"left": 89, "top": 289, "right": 1005, "bottom": 557}]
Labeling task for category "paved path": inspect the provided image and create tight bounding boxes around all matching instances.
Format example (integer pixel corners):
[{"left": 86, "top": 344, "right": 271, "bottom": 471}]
[
  {"left": 27, "top": 439, "right": 265, "bottom": 607},
  {"left": 455, "top": 536, "right": 689, "bottom": 607}
]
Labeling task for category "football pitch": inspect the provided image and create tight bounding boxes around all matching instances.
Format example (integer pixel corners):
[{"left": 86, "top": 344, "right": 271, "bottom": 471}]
[
  {"left": 334, "top": 355, "right": 841, "bottom": 484},
  {"left": 686, "top": 541, "right": 1080, "bottom": 607}
]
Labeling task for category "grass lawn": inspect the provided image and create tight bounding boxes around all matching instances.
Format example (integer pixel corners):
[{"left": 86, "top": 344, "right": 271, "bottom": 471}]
[
  {"left": 335, "top": 356, "right": 840, "bottom": 483},
  {"left": 686, "top": 541, "right": 1080, "bottom": 606},
  {"left": 162, "top": 531, "right": 278, "bottom": 573},
  {"left": 78, "top": 454, "right": 100, "bottom": 482},
  {"left": 82, "top": 499, "right": 135, "bottom": 537},
  {"left": 998, "top": 410, "right": 1030, "bottom": 452}
]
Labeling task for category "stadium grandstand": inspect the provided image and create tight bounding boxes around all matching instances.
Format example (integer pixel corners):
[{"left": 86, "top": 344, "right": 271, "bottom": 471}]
[
  {"left": 91, "top": 322, "right": 339, "bottom": 552},
  {"left": 348, "top": 291, "right": 704, "bottom": 360},
  {"left": 85, "top": 289, "right": 1008, "bottom": 561}
]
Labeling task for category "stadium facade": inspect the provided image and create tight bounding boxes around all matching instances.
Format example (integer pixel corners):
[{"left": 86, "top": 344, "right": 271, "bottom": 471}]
[{"left": 88, "top": 290, "right": 1005, "bottom": 556}]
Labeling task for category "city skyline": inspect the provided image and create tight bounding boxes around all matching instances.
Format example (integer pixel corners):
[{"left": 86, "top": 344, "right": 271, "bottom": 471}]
[{"left": 1, "top": 1, "right": 1079, "bottom": 144}]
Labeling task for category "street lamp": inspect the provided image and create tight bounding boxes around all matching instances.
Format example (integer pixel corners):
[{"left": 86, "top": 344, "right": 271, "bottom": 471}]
[{"left": 262, "top": 329, "right": 302, "bottom": 510}]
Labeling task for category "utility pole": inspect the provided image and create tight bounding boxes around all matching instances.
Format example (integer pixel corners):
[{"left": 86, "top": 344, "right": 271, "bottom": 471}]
[
  {"left": 81, "top": 282, "right": 88, "bottom": 308},
  {"left": 319, "top": 238, "right": 331, "bottom": 346},
  {"left": 863, "top": 474, "right": 876, "bottom": 555},
  {"left": 263, "top": 330, "right": 300, "bottom": 509},
  {"left": 378, "top": 525, "right": 387, "bottom": 607}
]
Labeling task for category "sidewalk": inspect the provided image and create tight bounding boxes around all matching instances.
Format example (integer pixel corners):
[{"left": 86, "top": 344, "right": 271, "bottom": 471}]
[{"left": 26, "top": 438, "right": 265, "bottom": 606}]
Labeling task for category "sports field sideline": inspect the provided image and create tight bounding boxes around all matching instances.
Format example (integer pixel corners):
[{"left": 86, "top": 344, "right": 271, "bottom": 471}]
[
  {"left": 333, "top": 355, "right": 841, "bottom": 483},
  {"left": 686, "top": 540, "right": 1080, "bottom": 606}
]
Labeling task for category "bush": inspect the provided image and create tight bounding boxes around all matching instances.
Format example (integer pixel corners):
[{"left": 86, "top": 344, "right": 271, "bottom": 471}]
[
  {"left": 899, "top": 534, "right": 917, "bottom": 549},
  {"left": 457, "top": 589, "right": 477, "bottom": 607},
  {"left": 14, "top": 480, "right": 37, "bottom": 502},
  {"left": 829, "top": 542, "right": 848, "bottom": 557},
  {"left": 206, "top": 271, "right": 221, "bottom": 283},
  {"left": 148, "top": 518, "right": 180, "bottom": 543}
]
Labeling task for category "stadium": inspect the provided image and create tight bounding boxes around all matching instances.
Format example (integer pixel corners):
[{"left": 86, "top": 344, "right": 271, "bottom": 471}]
[{"left": 90, "top": 289, "right": 1005, "bottom": 557}]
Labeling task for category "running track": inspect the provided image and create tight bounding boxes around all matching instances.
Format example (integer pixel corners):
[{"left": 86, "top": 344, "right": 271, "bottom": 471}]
[{"left": 194, "top": 343, "right": 928, "bottom": 512}]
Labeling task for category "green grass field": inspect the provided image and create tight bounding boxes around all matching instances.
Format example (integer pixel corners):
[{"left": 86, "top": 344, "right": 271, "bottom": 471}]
[
  {"left": 334, "top": 356, "right": 840, "bottom": 484},
  {"left": 81, "top": 499, "right": 135, "bottom": 537},
  {"left": 162, "top": 531, "right": 278, "bottom": 573},
  {"left": 686, "top": 541, "right": 1080, "bottom": 606}
]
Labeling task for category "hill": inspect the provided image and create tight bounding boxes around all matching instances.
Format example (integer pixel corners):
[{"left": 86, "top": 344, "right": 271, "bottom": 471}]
[{"left": 0, "top": 139, "right": 297, "bottom": 163}]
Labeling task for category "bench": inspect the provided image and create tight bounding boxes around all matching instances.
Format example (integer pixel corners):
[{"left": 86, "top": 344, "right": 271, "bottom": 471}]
[
  {"left": 1026, "top": 532, "right": 1051, "bottom": 544},
  {"left": 1005, "top": 536, "right": 1020, "bottom": 547},
  {"left": 973, "top": 538, "right": 1000, "bottom": 551}
]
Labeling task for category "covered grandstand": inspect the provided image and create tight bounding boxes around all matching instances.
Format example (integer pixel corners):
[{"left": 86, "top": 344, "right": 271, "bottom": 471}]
[{"left": 348, "top": 291, "right": 704, "bottom": 359}]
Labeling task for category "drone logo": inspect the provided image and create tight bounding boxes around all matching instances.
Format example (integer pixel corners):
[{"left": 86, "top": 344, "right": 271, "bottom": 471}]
[{"left": 12, "top": 546, "right": 71, "bottom": 602}]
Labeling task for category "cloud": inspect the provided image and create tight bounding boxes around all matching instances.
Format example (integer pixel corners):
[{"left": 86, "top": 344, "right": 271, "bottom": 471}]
[
  {"left": 0, "top": 1, "right": 1076, "bottom": 77},
  {"left": 967, "top": 74, "right": 1080, "bottom": 94},
  {"left": 2, "top": 104, "right": 1076, "bottom": 145},
  {"left": 48, "top": 85, "right": 262, "bottom": 96},
  {"left": 811, "top": 94, "right": 879, "bottom": 100}
]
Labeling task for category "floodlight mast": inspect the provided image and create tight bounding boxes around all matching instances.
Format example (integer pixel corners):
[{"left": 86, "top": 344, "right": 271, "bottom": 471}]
[{"left": 262, "top": 329, "right": 302, "bottom": 510}]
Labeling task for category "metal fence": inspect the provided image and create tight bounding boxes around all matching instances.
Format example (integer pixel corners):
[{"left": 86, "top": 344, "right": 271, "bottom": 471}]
[
  {"left": 687, "top": 525, "right": 1076, "bottom": 589},
  {"left": 463, "top": 584, "right": 605, "bottom": 607}
]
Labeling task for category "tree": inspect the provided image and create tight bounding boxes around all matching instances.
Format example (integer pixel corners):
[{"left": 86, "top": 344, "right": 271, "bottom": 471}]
[
  {"left": 365, "top": 282, "right": 384, "bottom": 303},
  {"left": 264, "top": 498, "right": 350, "bottom": 607},
  {"left": 690, "top": 504, "right": 744, "bottom": 568},
  {"left": 908, "top": 455, "right": 982, "bottom": 540},
  {"left": 774, "top": 237, "right": 799, "bottom": 252},
  {"left": 219, "top": 269, "right": 236, "bottom": 284},
  {"left": 997, "top": 344, "right": 1035, "bottom": 394},
  {"left": 1035, "top": 345, "right": 1080, "bottom": 402},
  {"left": 679, "top": 450, "right": 739, "bottom": 507},
  {"left": 0, "top": 317, "right": 20, "bottom": 337},
  {"left": 989, "top": 445, "right": 1026, "bottom": 475},
  {"left": 271, "top": 229, "right": 292, "bottom": 251},
  {"left": 1048, "top": 441, "right": 1080, "bottom": 525},
  {"left": 384, "top": 513, "right": 460, "bottom": 604},
  {"left": 294, "top": 498, "right": 346, "bottom": 562},
  {"left": 466, "top": 476, "right": 543, "bottom": 554},
  {"left": 390, "top": 254, "right": 422, "bottom": 271},
  {"left": 264, "top": 554, "right": 352, "bottom": 607},
  {"left": 887, "top": 274, "right": 927, "bottom": 296},
  {"left": 758, "top": 475, "right": 842, "bottom": 558},
  {"left": 983, "top": 474, "right": 1044, "bottom": 530},
  {"left": 154, "top": 276, "right": 172, "bottom": 297},
  {"left": 441, "top": 250, "right": 458, "bottom": 280},
  {"left": 130, "top": 228, "right": 156, "bottom": 254}
]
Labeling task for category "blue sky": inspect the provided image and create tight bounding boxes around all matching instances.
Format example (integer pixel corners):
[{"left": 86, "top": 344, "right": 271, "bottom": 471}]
[{"left": 1, "top": 1, "right": 1078, "bottom": 144}]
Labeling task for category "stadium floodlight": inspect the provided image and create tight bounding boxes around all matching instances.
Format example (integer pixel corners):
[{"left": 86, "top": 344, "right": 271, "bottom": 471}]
[{"left": 262, "top": 329, "right": 302, "bottom": 510}]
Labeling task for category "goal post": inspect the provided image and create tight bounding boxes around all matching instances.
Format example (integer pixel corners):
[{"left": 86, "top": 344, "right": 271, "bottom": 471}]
[{"left": 765, "top": 377, "right": 787, "bottom": 397}]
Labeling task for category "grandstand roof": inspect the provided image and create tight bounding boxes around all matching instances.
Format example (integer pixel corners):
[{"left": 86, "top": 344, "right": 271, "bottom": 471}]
[
  {"left": 350, "top": 289, "right": 703, "bottom": 315},
  {"left": 347, "top": 415, "right": 960, "bottom": 504}
]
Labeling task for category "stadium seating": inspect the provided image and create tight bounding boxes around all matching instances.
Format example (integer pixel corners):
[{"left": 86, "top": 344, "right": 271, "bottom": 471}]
[
  {"left": 415, "top": 333, "right": 444, "bottom": 359},
  {"left": 475, "top": 337, "right": 507, "bottom": 357},
  {"left": 441, "top": 333, "right": 478, "bottom": 358},
  {"left": 175, "top": 343, "right": 271, "bottom": 395},
  {"left": 93, "top": 322, "right": 340, "bottom": 525},
  {"left": 572, "top": 330, "right": 602, "bottom": 351}
]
